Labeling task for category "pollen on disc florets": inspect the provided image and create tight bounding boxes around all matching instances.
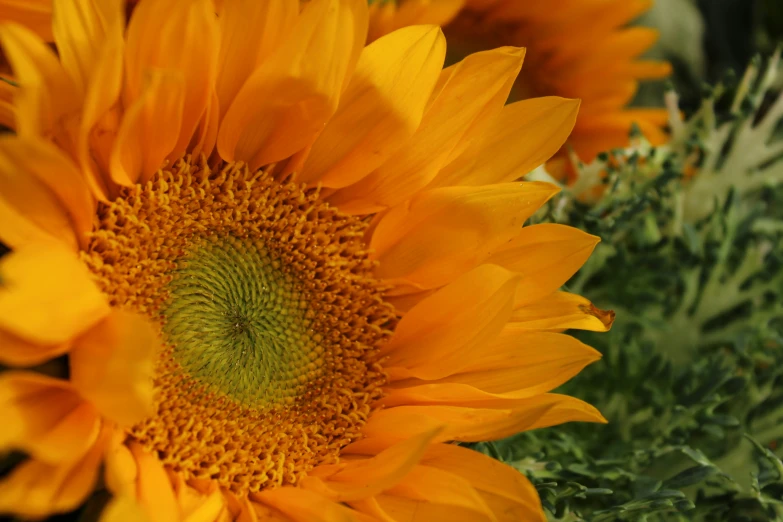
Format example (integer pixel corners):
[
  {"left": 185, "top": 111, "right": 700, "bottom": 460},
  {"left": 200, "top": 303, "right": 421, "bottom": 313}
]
[{"left": 81, "top": 157, "right": 396, "bottom": 493}]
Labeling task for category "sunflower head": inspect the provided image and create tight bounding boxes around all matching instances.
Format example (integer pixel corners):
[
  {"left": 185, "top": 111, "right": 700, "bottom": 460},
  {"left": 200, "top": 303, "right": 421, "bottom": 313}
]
[{"left": 0, "top": 0, "right": 611, "bottom": 520}]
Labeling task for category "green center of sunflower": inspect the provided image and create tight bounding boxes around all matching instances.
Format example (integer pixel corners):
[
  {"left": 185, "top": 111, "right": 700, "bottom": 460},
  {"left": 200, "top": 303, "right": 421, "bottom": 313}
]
[
  {"left": 163, "top": 235, "right": 322, "bottom": 407},
  {"left": 82, "top": 158, "right": 397, "bottom": 493}
]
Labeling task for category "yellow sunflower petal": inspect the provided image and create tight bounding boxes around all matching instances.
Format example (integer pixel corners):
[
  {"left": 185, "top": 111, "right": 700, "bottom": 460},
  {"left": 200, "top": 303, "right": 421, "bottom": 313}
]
[
  {"left": 380, "top": 380, "right": 581, "bottom": 408},
  {"left": 185, "top": 493, "right": 226, "bottom": 522},
  {"left": 215, "top": 0, "right": 298, "bottom": 117},
  {"left": 0, "top": 424, "right": 109, "bottom": 518},
  {"left": 328, "top": 46, "right": 524, "bottom": 213},
  {"left": 0, "top": 372, "right": 100, "bottom": 463},
  {"left": 352, "top": 394, "right": 604, "bottom": 453},
  {"left": 485, "top": 223, "right": 600, "bottom": 307},
  {"left": 51, "top": 0, "right": 123, "bottom": 95},
  {"left": 362, "top": 493, "right": 491, "bottom": 522},
  {"left": 110, "top": 69, "right": 185, "bottom": 185},
  {"left": 0, "top": 242, "right": 110, "bottom": 345},
  {"left": 128, "top": 442, "right": 179, "bottom": 522},
  {"left": 0, "top": 329, "right": 70, "bottom": 367},
  {"left": 169, "top": 473, "right": 227, "bottom": 522},
  {"left": 351, "top": 406, "right": 513, "bottom": 448},
  {"left": 0, "top": 22, "right": 80, "bottom": 138},
  {"left": 0, "top": 180, "right": 76, "bottom": 251},
  {"left": 367, "top": 0, "right": 463, "bottom": 42},
  {"left": 0, "top": 137, "right": 94, "bottom": 248},
  {"left": 188, "top": 87, "right": 220, "bottom": 160},
  {"left": 427, "top": 329, "right": 601, "bottom": 395},
  {"left": 70, "top": 310, "right": 159, "bottom": 427},
  {"left": 217, "top": 0, "right": 368, "bottom": 170},
  {"left": 0, "top": 0, "right": 52, "bottom": 42},
  {"left": 297, "top": 25, "right": 445, "bottom": 188},
  {"left": 430, "top": 97, "right": 580, "bottom": 187},
  {"left": 373, "top": 465, "right": 495, "bottom": 520},
  {"left": 100, "top": 496, "right": 153, "bottom": 522},
  {"left": 78, "top": 9, "right": 124, "bottom": 201},
  {"left": 421, "top": 444, "right": 544, "bottom": 522},
  {"left": 382, "top": 333, "right": 601, "bottom": 401},
  {"left": 105, "top": 433, "right": 137, "bottom": 497},
  {"left": 511, "top": 291, "right": 615, "bottom": 331},
  {"left": 123, "top": 0, "right": 219, "bottom": 161},
  {"left": 0, "top": 78, "right": 16, "bottom": 129},
  {"left": 381, "top": 264, "right": 518, "bottom": 376},
  {"left": 254, "top": 487, "right": 376, "bottom": 522},
  {"left": 248, "top": 500, "right": 291, "bottom": 522},
  {"left": 370, "top": 182, "right": 559, "bottom": 292},
  {"left": 303, "top": 427, "right": 441, "bottom": 502}
]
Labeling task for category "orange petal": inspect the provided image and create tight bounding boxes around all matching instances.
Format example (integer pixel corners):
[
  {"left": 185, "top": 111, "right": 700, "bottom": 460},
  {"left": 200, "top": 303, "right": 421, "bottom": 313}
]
[
  {"left": 297, "top": 25, "right": 445, "bottom": 188},
  {"left": 421, "top": 444, "right": 544, "bottom": 522},
  {"left": 0, "top": 22, "right": 80, "bottom": 138},
  {"left": 184, "top": 492, "right": 225, "bottom": 522},
  {"left": 0, "top": 329, "right": 70, "bottom": 367},
  {"left": 129, "top": 442, "right": 179, "bottom": 522},
  {"left": 360, "top": 493, "right": 491, "bottom": 522},
  {"left": 511, "top": 291, "right": 614, "bottom": 331},
  {"left": 0, "top": 137, "right": 94, "bottom": 248},
  {"left": 372, "top": 465, "right": 494, "bottom": 520},
  {"left": 70, "top": 310, "right": 159, "bottom": 427},
  {"left": 486, "top": 223, "right": 600, "bottom": 307},
  {"left": 570, "top": 108, "right": 670, "bottom": 160},
  {"left": 0, "top": 78, "right": 15, "bottom": 129},
  {"left": 110, "top": 69, "right": 185, "bottom": 185},
  {"left": 383, "top": 331, "right": 603, "bottom": 401},
  {"left": 0, "top": 144, "right": 75, "bottom": 250},
  {"left": 0, "top": 242, "right": 110, "bottom": 345},
  {"left": 367, "top": 0, "right": 463, "bottom": 42},
  {"left": 382, "top": 264, "right": 518, "bottom": 379},
  {"left": 0, "top": 176, "right": 77, "bottom": 250},
  {"left": 354, "top": 406, "right": 513, "bottom": 448},
  {"left": 254, "top": 487, "right": 375, "bottom": 522},
  {"left": 0, "top": 0, "right": 53, "bottom": 42},
  {"left": 217, "top": 0, "right": 368, "bottom": 170},
  {"left": 0, "top": 423, "right": 110, "bottom": 518},
  {"left": 303, "top": 427, "right": 441, "bottom": 502},
  {"left": 248, "top": 500, "right": 290, "bottom": 522},
  {"left": 78, "top": 12, "right": 125, "bottom": 201},
  {"left": 169, "top": 473, "right": 226, "bottom": 522},
  {"left": 380, "top": 380, "right": 579, "bottom": 408},
  {"left": 100, "top": 496, "right": 153, "bottom": 522},
  {"left": 328, "top": 46, "right": 524, "bottom": 214},
  {"left": 188, "top": 87, "right": 220, "bottom": 160},
  {"left": 105, "top": 431, "right": 138, "bottom": 497},
  {"left": 352, "top": 394, "right": 604, "bottom": 451},
  {"left": 123, "top": 0, "right": 219, "bottom": 161},
  {"left": 430, "top": 97, "right": 580, "bottom": 188},
  {"left": 51, "top": 0, "right": 123, "bottom": 95},
  {"left": 624, "top": 60, "right": 673, "bottom": 80},
  {"left": 0, "top": 371, "right": 100, "bottom": 463},
  {"left": 424, "top": 330, "right": 601, "bottom": 395},
  {"left": 215, "top": 0, "right": 298, "bottom": 117},
  {"left": 370, "top": 182, "right": 559, "bottom": 292}
]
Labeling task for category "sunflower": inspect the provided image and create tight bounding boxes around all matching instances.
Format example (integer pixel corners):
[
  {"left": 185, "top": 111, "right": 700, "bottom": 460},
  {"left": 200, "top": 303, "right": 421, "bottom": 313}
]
[
  {"left": 368, "top": 0, "right": 673, "bottom": 163},
  {"left": 0, "top": 0, "right": 613, "bottom": 520}
]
